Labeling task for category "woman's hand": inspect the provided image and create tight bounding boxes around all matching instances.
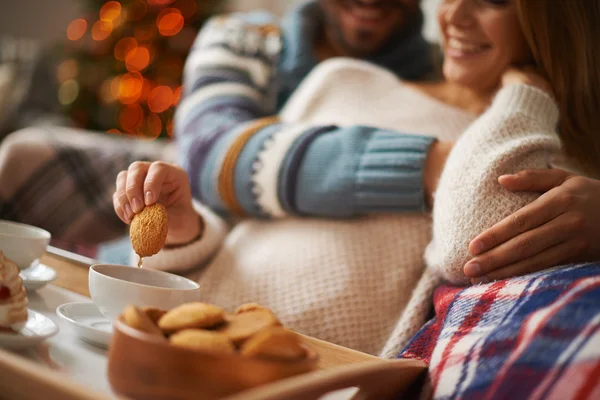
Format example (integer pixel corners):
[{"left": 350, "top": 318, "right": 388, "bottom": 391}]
[
  {"left": 501, "top": 66, "right": 553, "bottom": 97},
  {"left": 464, "top": 169, "right": 600, "bottom": 283},
  {"left": 113, "top": 161, "right": 202, "bottom": 246}
]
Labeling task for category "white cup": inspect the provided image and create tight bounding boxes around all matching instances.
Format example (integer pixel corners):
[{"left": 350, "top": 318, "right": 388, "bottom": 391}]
[
  {"left": 89, "top": 264, "right": 201, "bottom": 321},
  {"left": 0, "top": 220, "right": 51, "bottom": 269}
]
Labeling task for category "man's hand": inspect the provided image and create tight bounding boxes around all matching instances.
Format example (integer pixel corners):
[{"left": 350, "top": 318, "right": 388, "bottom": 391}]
[
  {"left": 464, "top": 169, "right": 600, "bottom": 283},
  {"left": 113, "top": 161, "right": 202, "bottom": 246}
]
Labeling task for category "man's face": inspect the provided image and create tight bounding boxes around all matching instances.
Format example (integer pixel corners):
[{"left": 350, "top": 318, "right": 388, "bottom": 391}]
[{"left": 319, "top": 0, "right": 421, "bottom": 57}]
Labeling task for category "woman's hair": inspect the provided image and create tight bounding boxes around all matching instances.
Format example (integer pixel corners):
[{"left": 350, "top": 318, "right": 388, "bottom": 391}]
[{"left": 517, "top": 0, "right": 600, "bottom": 177}]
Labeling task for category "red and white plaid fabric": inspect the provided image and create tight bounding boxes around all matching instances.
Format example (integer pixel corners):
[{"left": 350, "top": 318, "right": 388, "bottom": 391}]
[{"left": 401, "top": 263, "right": 600, "bottom": 400}]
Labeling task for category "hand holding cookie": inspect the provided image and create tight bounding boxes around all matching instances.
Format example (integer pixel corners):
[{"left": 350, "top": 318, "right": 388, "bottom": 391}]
[{"left": 113, "top": 161, "right": 203, "bottom": 249}]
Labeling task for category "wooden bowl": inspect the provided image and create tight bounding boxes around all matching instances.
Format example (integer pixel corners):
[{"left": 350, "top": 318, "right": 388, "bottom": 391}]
[{"left": 107, "top": 318, "right": 319, "bottom": 400}]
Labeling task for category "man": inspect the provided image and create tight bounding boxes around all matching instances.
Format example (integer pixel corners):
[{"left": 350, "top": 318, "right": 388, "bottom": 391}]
[{"left": 175, "top": 0, "right": 450, "bottom": 222}]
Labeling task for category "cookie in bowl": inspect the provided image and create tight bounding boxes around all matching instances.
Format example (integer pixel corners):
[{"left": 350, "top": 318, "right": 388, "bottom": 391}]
[{"left": 108, "top": 302, "right": 318, "bottom": 400}]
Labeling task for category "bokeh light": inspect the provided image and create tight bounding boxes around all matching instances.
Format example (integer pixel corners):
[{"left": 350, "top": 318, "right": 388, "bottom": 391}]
[
  {"left": 56, "top": 59, "right": 79, "bottom": 83},
  {"left": 148, "top": 86, "right": 174, "bottom": 113},
  {"left": 119, "top": 104, "right": 145, "bottom": 132},
  {"left": 114, "top": 37, "right": 138, "bottom": 61},
  {"left": 139, "top": 78, "right": 154, "bottom": 102},
  {"left": 91, "top": 20, "right": 113, "bottom": 41},
  {"left": 100, "top": 1, "right": 122, "bottom": 22},
  {"left": 58, "top": 80, "right": 80, "bottom": 105},
  {"left": 125, "top": 46, "right": 150, "bottom": 72},
  {"left": 67, "top": 19, "right": 87, "bottom": 41},
  {"left": 110, "top": 75, "right": 123, "bottom": 99},
  {"left": 173, "top": 86, "right": 182, "bottom": 106},
  {"left": 146, "top": 113, "right": 163, "bottom": 138},
  {"left": 100, "top": 78, "right": 116, "bottom": 104},
  {"left": 157, "top": 8, "right": 184, "bottom": 37},
  {"left": 118, "top": 72, "right": 144, "bottom": 104}
]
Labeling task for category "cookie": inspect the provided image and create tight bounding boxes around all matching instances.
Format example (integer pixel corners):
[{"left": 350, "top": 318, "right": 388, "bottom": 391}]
[
  {"left": 122, "top": 305, "right": 164, "bottom": 337},
  {"left": 158, "top": 302, "right": 225, "bottom": 333},
  {"left": 130, "top": 203, "right": 169, "bottom": 258},
  {"left": 141, "top": 306, "right": 168, "bottom": 325},
  {"left": 234, "top": 303, "right": 270, "bottom": 315},
  {"left": 170, "top": 329, "right": 235, "bottom": 354},
  {"left": 240, "top": 326, "right": 307, "bottom": 361},
  {"left": 218, "top": 309, "right": 281, "bottom": 344}
]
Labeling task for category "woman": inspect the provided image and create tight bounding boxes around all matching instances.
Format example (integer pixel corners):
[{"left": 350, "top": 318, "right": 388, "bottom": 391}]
[{"left": 113, "top": 0, "right": 599, "bottom": 358}]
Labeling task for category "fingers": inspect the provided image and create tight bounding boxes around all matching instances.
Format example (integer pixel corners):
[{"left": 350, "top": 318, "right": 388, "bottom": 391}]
[
  {"left": 498, "top": 169, "right": 572, "bottom": 192},
  {"left": 143, "top": 162, "right": 171, "bottom": 206},
  {"left": 464, "top": 212, "right": 576, "bottom": 278},
  {"left": 125, "top": 161, "right": 151, "bottom": 213},
  {"left": 470, "top": 239, "right": 581, "bottom": 284},
  {"left": 469, "top": 189, "right": 564, "bottom": 256},
  {"left": 115, "top": 170, "right": 133, "bottom": 223},
  {"left": 113, "top": 192, "right": 128, "bottom": 224}
]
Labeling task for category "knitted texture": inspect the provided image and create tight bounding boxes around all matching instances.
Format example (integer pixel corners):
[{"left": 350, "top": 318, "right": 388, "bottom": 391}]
[
  {"left": 146, "top": 59, "right": 476, "bottom": 356},
  {"left": 425, "top": 84, "right": 562, "bottom": 285},
  {"left": 176, "top": 5, "right": 437, "bottom": 219}
]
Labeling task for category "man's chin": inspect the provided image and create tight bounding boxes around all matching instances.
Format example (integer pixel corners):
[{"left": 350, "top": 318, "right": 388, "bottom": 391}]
[{"left": 343, "top": 40, "right": 388, "bottom": 58}]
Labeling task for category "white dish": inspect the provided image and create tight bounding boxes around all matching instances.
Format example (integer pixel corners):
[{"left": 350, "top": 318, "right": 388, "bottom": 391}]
[
  {"left": 0, "top": 220, "right": 51, "bottom": 269},
  {"left": 20, "top": 262, "right": 58, "bottom": 291},
  {"left": 0, "top": 309, "right": 59, "bottom": 350},
  {"left": 56, "top": 302, "right": 112, "bottom": 349},
  {"left": 89, "top": 264, "right": 200, "bottom": 321}
]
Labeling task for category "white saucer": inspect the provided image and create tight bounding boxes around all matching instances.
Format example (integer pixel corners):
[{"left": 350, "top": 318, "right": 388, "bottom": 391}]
[
  {"left": 20, "top": 262, "right": 58, "bottom": 291},
  {"left": 0, "top": 310, "right": 59, "bottom": 350},
  {"left": 56, "top": 302, "right": 112, "bottom": 349}
]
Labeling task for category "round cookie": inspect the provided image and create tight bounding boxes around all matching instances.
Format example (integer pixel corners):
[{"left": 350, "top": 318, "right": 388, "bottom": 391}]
[
  {"left": 122, "top": 305, "right": 164, "bottom": 337},
  {"left": 130, "top": 203, "right": 168, "bottom": 258},
  {"left": 170, "top": 330, "right": 235, "bottom": 354},
  {"left": 158, "top": 302, "right": 226, "bottom": 333},
  {"left": 141, "top": 306, "right": 168, "bottom": 325},
  {"left": 234, "top": 303, "right": 270, "bottom": 315},
  {"left": 240, "top": 326, "right": 307, "bottom": 361},
  {"left": 218, "top": 309, "right": 281, "bottom": 345}
]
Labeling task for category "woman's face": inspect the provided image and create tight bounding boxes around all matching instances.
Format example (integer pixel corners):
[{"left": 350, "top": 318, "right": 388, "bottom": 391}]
[{"left": 438, "top": 0, "right": 531, "bottom": 91}]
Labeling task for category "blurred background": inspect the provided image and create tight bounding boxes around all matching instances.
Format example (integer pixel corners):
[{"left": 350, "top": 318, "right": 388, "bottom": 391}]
[{"left": 0, "top": 0, "right": 440, "bottom": 141}]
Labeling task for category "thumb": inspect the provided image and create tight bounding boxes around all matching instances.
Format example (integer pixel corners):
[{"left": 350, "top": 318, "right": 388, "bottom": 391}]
[{"left": 499, "top": 169, "right": 572, "bottom": 192}]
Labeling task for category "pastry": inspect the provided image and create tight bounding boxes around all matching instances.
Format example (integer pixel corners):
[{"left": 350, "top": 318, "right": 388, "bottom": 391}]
[
  {"left": 141, "top": 306, "right": 168, "bottom": 324},
  {"left": 170, "top": 329, "right": 235, "bottom": 354},
  {"left": 158, "top": 302, "right": 225, "bottom": 333},
  {"left": 0, "top": 252, "right": 28, "bottom": 330},
  {"left": 218, "top": 309, "right": 281, "bottom": 344},
  {"left": 122, "top": 305, "right": 164, "bottom": 337},
  {"left": 240, "top": 326, "right": 307, "bottom": 360},
  {"left": 130, "top": 203, "right": 169, "bottom": 259},
  {"left": 234, "top": 303, "right": 270, "bottom": 314}
]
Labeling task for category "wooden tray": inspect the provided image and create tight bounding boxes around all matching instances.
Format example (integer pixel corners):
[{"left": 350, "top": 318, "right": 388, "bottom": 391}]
[{"left": 0, "top": 251, "right": 427, "bottom": 399}]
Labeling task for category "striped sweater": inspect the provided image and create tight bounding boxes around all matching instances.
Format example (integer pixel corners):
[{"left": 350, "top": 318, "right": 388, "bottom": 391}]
[{"left": 175, "top": 1, "right": 436, "bottom": 219}]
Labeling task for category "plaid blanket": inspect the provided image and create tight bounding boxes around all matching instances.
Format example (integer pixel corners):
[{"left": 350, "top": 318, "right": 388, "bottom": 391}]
[
  {"left": 0, "top": 127, "right": 173, "bottom": 244},
  {"left": 400, "top": 263, "right": 600, "bottom": 400}
]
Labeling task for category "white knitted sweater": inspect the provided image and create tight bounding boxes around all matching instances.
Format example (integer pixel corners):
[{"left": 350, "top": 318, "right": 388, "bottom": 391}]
[
  {"left": 134, "top": 59, "right": 561, "bottom": 358},
  {"left": 425, "top": 84, "right": 561, "bottom": 285}
]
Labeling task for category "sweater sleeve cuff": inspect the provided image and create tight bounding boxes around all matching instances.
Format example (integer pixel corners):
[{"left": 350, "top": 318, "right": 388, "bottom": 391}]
[
  {"left": 354, "top": 133, "right": 436, "bottom": 213},
  {"left": 491, "top": 84, "right": 560, "bottom": 129},
  {"left": 130, "top": 201, "right": 228, "bottom": 273}
]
